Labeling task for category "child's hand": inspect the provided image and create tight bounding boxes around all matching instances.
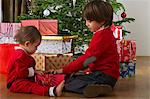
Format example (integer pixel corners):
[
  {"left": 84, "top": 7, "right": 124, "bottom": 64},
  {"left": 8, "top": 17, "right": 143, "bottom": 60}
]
[{"left": 35, "top": 70, "right": 44, "bottom": 75}]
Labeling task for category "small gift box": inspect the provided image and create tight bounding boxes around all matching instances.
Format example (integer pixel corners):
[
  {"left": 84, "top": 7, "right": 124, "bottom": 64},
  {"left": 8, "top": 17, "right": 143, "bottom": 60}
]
[
  {"left": 32, "top": 53, "right": 73, "bottom": 71},
  {"left": 36, "top": 35, "right": 77, "bottom": 54},
  {"left": 35, "top": 74, "right": 64, "bottom": 87},
  {"left": 120, "top": 61, "right": 136, "bottom": 78},
  {"left": 21, "top": 19, "right": 58, "bottom": 35},
  {"left": 111, "top": 24, "right": 122, "bottom": 40}
]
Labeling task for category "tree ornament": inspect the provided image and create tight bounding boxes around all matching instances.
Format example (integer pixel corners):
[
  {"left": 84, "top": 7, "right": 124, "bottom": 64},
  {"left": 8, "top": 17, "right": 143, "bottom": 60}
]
[
  {"left": 43, "top": 9, "right": 50, "bottom": 16},
  {"left": 121, "top": 12, "right": 127, "bottom": 18}
]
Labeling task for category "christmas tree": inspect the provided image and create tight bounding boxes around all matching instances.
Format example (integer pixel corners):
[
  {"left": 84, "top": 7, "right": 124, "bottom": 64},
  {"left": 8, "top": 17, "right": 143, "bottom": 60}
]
[
  {"left": 18, "top": 0, "right": 135, "bottom": 46},
  {"left": 18, "top": 0, "right": 91, "bottom": 46}
]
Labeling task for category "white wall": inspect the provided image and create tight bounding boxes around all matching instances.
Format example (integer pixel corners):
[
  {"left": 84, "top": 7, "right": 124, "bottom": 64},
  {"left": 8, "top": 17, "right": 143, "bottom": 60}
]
[{"left": 118, "top": 0, "right": 150, "bottom": 56}]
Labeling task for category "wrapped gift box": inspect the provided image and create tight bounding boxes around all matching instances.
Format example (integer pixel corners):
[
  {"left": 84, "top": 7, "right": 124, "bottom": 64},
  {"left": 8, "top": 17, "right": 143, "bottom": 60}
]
[
  {"left": 111, "top": 24, "right": 122, "bottom": 40},
  {"left": 0, "top": 23, "right": 21, "bottom": 43},
  {"left": 36, "top": 35, "right": 77, "bottom": 54},
  {"left": 117, "top": 40, "right": 136, "bottom": 62},
  {"left": 0, "top": 23, "right": 21, "bottom": 37},
  {"left": 21, "top": 19, "right": 58, "bottom": 35},
  {"left": 120, "top": 61, "right": 136, "bottom": 78},
  {"left": 35, "top": 74, "right": 64, "bottom": 87},
  {"left": 32, "top": 53, "right": 73, "bottom": 71}
]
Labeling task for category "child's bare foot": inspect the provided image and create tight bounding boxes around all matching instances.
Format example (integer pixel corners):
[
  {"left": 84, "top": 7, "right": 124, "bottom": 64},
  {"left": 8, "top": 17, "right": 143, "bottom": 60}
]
[{"left": 55, "top": 80, "right": 65, "bottom": 96}]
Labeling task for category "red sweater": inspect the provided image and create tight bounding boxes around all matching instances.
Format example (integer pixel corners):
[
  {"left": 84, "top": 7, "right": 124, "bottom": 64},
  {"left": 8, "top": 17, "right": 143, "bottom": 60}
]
[
  {"left": 63, "top": 27, "right": 120, "bottom": 79},
  {"left": 7, "top": 49, "right": 35, "bottom": 85}
]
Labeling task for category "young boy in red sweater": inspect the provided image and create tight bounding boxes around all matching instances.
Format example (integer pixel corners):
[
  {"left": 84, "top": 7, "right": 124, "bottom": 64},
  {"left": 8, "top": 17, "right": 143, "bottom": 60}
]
[
  {"left": 7, "top": 26, "right": 64, "bottom": 97},
  {"left": 51, "top": 0, "right": 119, "bottom": 98}
]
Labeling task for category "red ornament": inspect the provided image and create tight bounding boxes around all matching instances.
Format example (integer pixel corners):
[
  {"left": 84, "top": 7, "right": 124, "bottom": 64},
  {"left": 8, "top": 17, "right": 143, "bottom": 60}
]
[{"left": 121, "top": 12, "right": 127, "bottom": 18}]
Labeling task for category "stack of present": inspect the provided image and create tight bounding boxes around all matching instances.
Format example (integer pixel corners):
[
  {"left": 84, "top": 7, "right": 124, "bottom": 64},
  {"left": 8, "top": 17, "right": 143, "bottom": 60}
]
[
  {"left": 33, "top": 53, "right": 73, "bottom": 87},
  {"left": 116, "top": 40, "right": 136, "bottom": 78},
  {"left": 113, "top": 25, "right": 136, "bottom": 78},
  {"left": 21, "top": 19, "right": 77, "bottom": 86}
]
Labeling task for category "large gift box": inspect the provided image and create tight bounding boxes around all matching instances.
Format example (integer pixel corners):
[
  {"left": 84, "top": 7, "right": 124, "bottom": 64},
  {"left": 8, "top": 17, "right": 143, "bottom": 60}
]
[
  {"left": 117, "top": 40, "right": 136, "bottom": 62},
  {"left": 35, "top": 74, "right": 64, "bottom": 87},
  {"left": 32, "top": 53, "right": 73, "bottom": 71},
  {"left": 120, "top": 61, "right": 136, "bottom": 78},
  {"left": 36, "top": 35, "right": 77, "bottom": 54},
  {"left": 21, "top": 20, "right": 58, "bottom": 35}
]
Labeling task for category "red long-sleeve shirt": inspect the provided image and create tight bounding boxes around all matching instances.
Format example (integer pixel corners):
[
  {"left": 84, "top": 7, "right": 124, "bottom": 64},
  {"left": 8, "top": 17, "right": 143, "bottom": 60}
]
[
  {"left": 63, "top": 27, "right": 120, "bottom": 79},
  {"left": 7, "top": 48, "right": 35, "bottom": 85}
]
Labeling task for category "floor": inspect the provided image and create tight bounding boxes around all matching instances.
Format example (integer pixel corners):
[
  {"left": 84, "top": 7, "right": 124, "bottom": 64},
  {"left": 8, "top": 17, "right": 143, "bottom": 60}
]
[{"left": 0, "top": 56, "right": 150, "bottom": 99}]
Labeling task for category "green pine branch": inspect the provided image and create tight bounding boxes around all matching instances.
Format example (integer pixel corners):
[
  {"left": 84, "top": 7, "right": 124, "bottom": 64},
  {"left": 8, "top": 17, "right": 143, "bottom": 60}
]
[{"left": 113, "top": 18, "right": 135, "bottom": 26}]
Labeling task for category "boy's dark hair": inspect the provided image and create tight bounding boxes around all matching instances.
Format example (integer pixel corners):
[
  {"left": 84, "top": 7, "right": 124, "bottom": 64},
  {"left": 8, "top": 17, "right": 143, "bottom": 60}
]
[
  {"left": 82, "top": 0, "right": 113, "bottom": 27},
  {"left": 14, "top": 26, "right": 42, "bottom": 44}
]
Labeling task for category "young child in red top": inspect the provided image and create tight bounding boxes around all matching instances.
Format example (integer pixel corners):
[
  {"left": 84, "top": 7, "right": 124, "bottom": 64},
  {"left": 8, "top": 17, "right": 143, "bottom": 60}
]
[
  {"left": 52, "top": 0, "right": 120, "bottom": 98},
  {"left": 7, "top": 26, "right": 64, "bottom": 97}
]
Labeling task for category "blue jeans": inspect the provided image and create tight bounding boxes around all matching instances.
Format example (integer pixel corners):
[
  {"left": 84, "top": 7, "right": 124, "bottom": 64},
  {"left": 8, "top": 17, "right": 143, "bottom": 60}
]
[{"left": 64, "top": 71, "right": 117, "bottom": 94}]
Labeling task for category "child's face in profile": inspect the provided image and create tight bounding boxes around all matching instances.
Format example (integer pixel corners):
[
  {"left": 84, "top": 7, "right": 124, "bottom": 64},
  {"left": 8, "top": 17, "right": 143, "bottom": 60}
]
[
  {"left": 25, "top": 39, "right": 41, "bottom": 54},
  {"left": 85, "top": 20, "right": 103, "bottom": 32}
]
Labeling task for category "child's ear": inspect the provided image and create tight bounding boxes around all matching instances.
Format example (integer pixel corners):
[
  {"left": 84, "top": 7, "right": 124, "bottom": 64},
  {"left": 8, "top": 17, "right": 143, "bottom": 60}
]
[{"left": 24, "top": 41, "right": 30, "bottom": 46}]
